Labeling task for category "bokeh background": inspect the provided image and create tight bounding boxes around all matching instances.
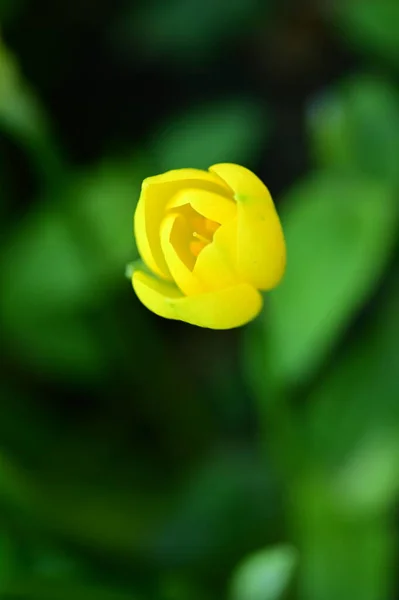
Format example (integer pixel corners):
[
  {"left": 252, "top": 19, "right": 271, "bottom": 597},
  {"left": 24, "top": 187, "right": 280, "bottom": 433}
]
[{"left": 1, "top": 1, "right": 399, "bottom": 599}]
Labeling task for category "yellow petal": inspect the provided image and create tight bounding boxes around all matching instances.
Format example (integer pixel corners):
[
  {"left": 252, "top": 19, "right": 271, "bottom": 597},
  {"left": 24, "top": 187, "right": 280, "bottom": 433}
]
[
  {"left": 167, "top": 188, "right": 236, "bottom": 224},
  {"left": 237, "top": 199, "right": 286, "bottom": 290},
  {"left": 210, "top": 163, "right": 268, "bottom": 200},
  {"left": 148, "top": 168, "right": 232, "bottom": 192},
  {"left": 210, "top": 163, "right": 286, "bottom": 290},
  {"left": 134, "top": 169, "right": 232, "bottom": 280},
  {"left": 132, "top": 270, "right": 263, "bottom": 329},
  {"left": 160, "top": 213, "right": 204, "bottom": 296},
  {"left": 193, "top": 218, "right": 241, "bottom": 291}
]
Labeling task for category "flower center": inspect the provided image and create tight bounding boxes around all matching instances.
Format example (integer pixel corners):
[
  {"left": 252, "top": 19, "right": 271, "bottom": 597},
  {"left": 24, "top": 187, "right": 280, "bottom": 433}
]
[
  {"left": 166, "top": 204, "right": 220, "bottom": 272},
  {"left": 190, "top": 216, "right": 219, "bottom": 257}
]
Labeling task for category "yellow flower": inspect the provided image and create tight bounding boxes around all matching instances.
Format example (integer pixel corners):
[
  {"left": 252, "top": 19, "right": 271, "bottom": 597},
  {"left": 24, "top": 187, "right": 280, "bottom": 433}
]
[{"left": 131, "top": 163, "right": 286, "bottom": 329}]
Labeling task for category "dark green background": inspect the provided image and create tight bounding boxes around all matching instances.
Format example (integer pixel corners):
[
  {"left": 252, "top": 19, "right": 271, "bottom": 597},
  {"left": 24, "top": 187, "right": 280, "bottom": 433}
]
[{"left": 1, "top": 1, "right": 399, "bottom": 599}]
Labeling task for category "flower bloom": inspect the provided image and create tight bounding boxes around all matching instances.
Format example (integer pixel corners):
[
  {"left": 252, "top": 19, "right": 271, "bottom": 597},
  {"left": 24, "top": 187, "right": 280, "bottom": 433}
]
[{"left": 131, "top": 163, "right": 286, "bottom": 329}]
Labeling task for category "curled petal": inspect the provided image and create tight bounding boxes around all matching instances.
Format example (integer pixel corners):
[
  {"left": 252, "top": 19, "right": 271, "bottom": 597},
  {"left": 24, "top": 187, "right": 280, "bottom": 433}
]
[
  {"left": 210, "top": 163, "right": 268, "bottom": 200},
  {"left": 148, "top": 168, "right": 232, "bottom": 192},
  {"left": 193, "top": 218, "right": 241, "bottom": 291},
  {"left": 210, "top": 163, "right": 286, "bottom": 290},
  {"left": 134, "top": 169, "right": 231, "bottom": 280},
  {"left": 132, "top": 270, "right": 263, "bottom": 329},
  {"left": 160, "top": 213, "right": 203, "bottom": 296},
  {"left": 167, "top": 188, "right": 236, "bottom": 224}
]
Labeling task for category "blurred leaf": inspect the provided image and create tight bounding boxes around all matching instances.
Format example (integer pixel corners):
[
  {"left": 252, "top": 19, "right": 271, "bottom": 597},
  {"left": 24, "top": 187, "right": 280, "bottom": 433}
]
[
  {"left": 251, "top": 172, "right": 397, "bottom": 390},
  {"left": 70, "top": 158, "right": 142, "bottom": 289},
  {"left": 0, "top": 207, "right": 106, "bottom": 380},
  {"left": 306, "top": 278, "right": 399, "bottom": 514},
  {"left": 334, "top": 0, "right": 399, "bottom": 66},
  {"left": 333, "top": 432, "right": 399, "bottom": 516},
  {"left": 293, "top": 477, "right": 395, "bottom": 600},
  {"left": 0, "top": 384, "right": 58, "bottom": 462},
  {"left": 113, "top": 0, "right": 266, "bottom": 63},
  {"left": 0, "top": 452, "right": 39, "bottom": 515},
  {"left": 29, "top": 546, "right": 84, "bottom": 581},
  {"left": 152, "top": 98, "right": 267, "bottom": 172},
  {"left": 0, "top": 148, "right": 9, "bottom": 223},
  {"left": 151, "top": 449, "right": 278, "bottom": 571},
  {"left": 1, "top": 579, "right": 139, "bottom": 600},
  {"left": 1, "top": 208, "right": 93, "bottom": 309},
  {"left": 0, "top": 533, "right": 17, "bottom": 592},
  {"left": 290, "top": 280, "right": 399, "bottom": 600},
  {"left": 230, "top": 545, "right": 297, "bottom": 600},
  {"left": 0, "top": 36, "right": 66, "bottom": 183},
  {"left": 0, "top": 450, "right": 170, "bottom": 561},
  {"left": 308, "top": 74, "right": 399, "bottom": 181},
  {"left": 161, "top": 575, "right": 209, "bottom": 600},
  {"left": 38, "top": 484, "right": 167, "bottom": 556},
  {"left": 0, "top": 157, "right": 142, "bottom": 380}
]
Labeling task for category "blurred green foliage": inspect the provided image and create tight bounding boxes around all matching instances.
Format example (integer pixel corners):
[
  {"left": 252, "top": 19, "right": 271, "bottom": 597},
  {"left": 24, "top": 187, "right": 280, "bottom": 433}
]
[{"left": 1, "top": 1, "right": 399, "bottom": 599}]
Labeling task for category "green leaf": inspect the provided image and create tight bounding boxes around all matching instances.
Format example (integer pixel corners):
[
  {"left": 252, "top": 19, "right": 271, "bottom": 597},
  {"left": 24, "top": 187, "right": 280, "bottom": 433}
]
[
  {"left": 333, "top": 433, "right": 399, "bottom": 516},
  {"left": 160, "top": 575, "right": 207, "bottom": 600},
  {"left": 0, "top": 384, "right": 58, "bottom": 461},
  {"left": 290, "top": 281, "right": 399, "bottom": 600},
  {"left": 0, "top": 449, "right": 169, "bottom": 560},
  {"left": 1, "top": 579, "right": 139, "bottom": 600},
  {"left": 230, "top": 545, "right": 297, "bottom": 600},
  {"left": 151, "top": 98, "right": 267, "bottom": 172},
  {"left": 308, "top": 74, "right": 399, "bottom": 182},
  {"left": 151, "top": 449, "right": 276, "bottom": 569},
  {"left": 0, "top": 207, "right": 105, "bottom": 380},
  {"left": 125, "top": 259, "right": 153, "bottom": 279},
  {"left": 292, "top": 477, "right": 394, "bottom": 600},
  {"left": 0, "top": 36, "right": 66, "bottom": 183},
  {"left": 333, "top": 0, "right": 399, "bottom": 66},
  {"left": 306, "top": 279, "right": 399, "bottom": 515},
  {"left": 0, "top": 533, "right": 17, "bottom": 592},
  {"left": 68, "top": 158, "right": 143, "bottom": 288},
  {"left": 258, "top": 171, "right": 398, "bottom": 389},
  {"left": 0, "top": 157, "right": 143, "bottom": 380}
]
